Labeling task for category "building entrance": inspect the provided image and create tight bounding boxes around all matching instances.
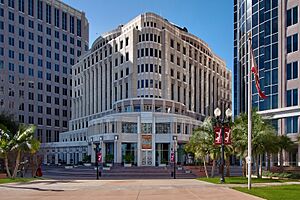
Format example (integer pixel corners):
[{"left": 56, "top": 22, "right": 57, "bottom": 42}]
[
  {"left": 155, "top": 143, "right": 170, "bottom": 166},
  {"left": 105, "top": 142, "right": 114, "bottom": 163},
  {"left": 141, "top": 150, "right": 153, "bottom": 166}
]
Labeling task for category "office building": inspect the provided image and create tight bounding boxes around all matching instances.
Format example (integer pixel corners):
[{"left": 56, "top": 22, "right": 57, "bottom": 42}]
[
  {"left": 234, "top": 0, "right": 300, "bottom": 165},
  {"left": 0, "top": 0, "right": 89, "bottom": 143},
  {"left": 42, "top": 12, "right": 231, "bottom": 166}
]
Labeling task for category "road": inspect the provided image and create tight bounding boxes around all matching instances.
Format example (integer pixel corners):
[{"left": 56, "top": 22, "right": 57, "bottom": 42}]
[{"left": 0, "top": 179, "right": 262, "bottom": 200}]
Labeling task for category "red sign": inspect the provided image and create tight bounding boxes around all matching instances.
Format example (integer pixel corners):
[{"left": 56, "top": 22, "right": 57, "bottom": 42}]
[
  {"left": 97, "top": 152, "right": 102, "bottom": 162},
  {"left": 224, "top": 127, "right": 231, "bottom": 145},
  {"left": 214, "top": 127, "right": 231, "bottom": 145},
  {"left": 214, "top": 127, "right": 222, "bottom": 145},
  {"left": 170, "top": 152, "right": 174, "bottom": 162}
]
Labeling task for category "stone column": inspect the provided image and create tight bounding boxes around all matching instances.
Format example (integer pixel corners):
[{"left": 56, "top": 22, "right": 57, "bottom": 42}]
[
  {"left": 137, "top": 116, "right": 141, "bottom": 166},
  {"left": 283, "top": 150, "right": 289, "bottom": 166},
  {"left": 152, "top": 116, "right": 156, "bottom": 166},
  {"left": 66, "top": 153, "right": 70, "bottom": 165},
  {"left": 79, "top": 152, "right": 83, "bottom": 162},
  {"left": 298, "top": 144, "right": 300, "bottom": 167},
  {"left": 91, "top": 143, "right": 95, "bottom": 163},
  {"left": 43, "top": 152, "right": 47, "bottom": 165},
  {"left": 55, "top": 153, "right": 58, "bottom": 165}
]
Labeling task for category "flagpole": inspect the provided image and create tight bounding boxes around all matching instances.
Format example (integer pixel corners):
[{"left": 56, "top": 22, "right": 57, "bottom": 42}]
[{"left": 247, "top": 32, "right": 252, "bottom": 190}]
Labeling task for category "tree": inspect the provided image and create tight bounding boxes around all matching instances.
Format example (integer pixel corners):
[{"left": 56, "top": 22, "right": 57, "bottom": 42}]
[
  {"left": 232, "top": 110, "right": 278, "bottom": 177},
  {"left": 185, "top": 117, "right": 221, "bottom": 178},
  {"left": 0, "top": 114, "right": 39, "bottom": 178},
  {"left": 277, "top": 135, "right": 293, "bottom": 172}
]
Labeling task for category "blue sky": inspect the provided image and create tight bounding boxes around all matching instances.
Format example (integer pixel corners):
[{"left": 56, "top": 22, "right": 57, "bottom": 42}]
[{"left": 63, "top": 0, "right": 234, "bottom": 69}]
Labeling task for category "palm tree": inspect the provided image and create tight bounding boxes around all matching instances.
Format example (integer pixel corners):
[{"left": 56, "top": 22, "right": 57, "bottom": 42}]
[
  {"left": 185, "top": 117, "right": 222, "bottom": 178},
  {"left": 232, "top": 110, "right": 278, "bottom": 177},
  {"left": 277, "top": 135, "right": 294, "bottom": 172},
  {"left": 11, "top": 124, "right": 37, "bottom": 178},
  {"left": 0, "top": 113, "right": 39, "bottom": 178},
  {"left": 0, "top": 124, "right": 13, "bottom": 178}
]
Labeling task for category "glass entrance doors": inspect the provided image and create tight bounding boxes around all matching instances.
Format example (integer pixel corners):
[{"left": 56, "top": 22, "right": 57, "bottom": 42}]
[
  {"left": 121, "top": 143, "right": 137, "bottom": 165},
  {"left": 155, "top": 143, "right": 170, "bottom": 166},
  {"left": 105, "top": 142, "right": 114, "bottom": 163}
]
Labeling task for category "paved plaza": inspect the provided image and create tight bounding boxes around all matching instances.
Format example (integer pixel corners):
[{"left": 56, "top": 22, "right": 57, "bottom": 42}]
[{"left": 0, "top": 179, "right": 261, "bottom": 200}]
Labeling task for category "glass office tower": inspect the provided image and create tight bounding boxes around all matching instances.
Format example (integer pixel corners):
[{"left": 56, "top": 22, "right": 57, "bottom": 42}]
[{"left": 234, "top": 0, "right": 300, "bottom": 166}]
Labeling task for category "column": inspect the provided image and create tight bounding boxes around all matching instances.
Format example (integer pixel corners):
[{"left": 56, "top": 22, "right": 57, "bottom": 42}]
[
  {"left": 98, "top": 64, "right": 102, "bottom": 112},
  {"left": 283, "top": 150, "right": 289, "bottom": 166},
  {"left": 79, "top": 152, "right": 83, "bottom": 162},
  {"left": 93, "top": 68, "right": 97, "bottom": 113},
  {"left": 55, "top": 153, "right": 58, "bottom": 165},
  {"left": 152, "top": 116, "right": 156, "bottom": 166},
  {"left": 43, "top": 152, "right": 47, "bottom": 165},
  {"left": 137, "top": 116, "right": 141, "bottom": 166},
  {"left": 66, "top": 153, "right": 70, "bottom": 165},
  {"left": 297, "top": 144, "right": 300, "bottom": 166},
  {"left": 91, "top": 144, "right": 96, "bottom": 163},
  {"left": 114, "top": 140, "right": 118, "bottom": 163}
]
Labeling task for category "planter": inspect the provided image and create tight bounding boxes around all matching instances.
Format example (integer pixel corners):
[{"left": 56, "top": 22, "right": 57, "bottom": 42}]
[
  {"left": 84, "top": 163, "right": 92, "bottom": 167},
  {"left": 185, "top": 170, "right": 191, "bottom": 174},
  {"left": 177, "top": 167, "right": 183, "bottom": 170},
  {"left": 124, "top": 163, "right": 132, "bottom": 167},
  {"left": 159, "top": 164, "right": 167, "bottom": 167},
  {"left": 65, "top": 166, "right": 74, "bottom": 169},
  {"left": 106, "top": 163, "right": 113, "bottom": 167},
  {"left": 0, "top": 173, "right": 7, "bottom": 179},
  {"left": 103, "top": 167, "right": 110, "bottom": 171}
]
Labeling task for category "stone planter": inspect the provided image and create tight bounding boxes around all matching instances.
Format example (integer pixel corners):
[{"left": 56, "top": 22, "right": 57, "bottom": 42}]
[
  {"left": 103, "top": 167, "right": 110, "bottom": 171},
  {"left": 0, "top": 173, "right": 7, "bottom": 179},
  {"left": 159, "top": 164, "right": 167, "bottom": 167},
  {"left": 84, "top": 163, "right": 92, "bottom": 167},
  {"left": 106, "top": 163, "right": 113, "bottom": 167},
  {"left": 177, "top": 167, "right": 183, "bottom": 170},
  {"left": 124, "top": 163, "right": 132, "bottom": 167},
  {"left": 65, "top": 166, "right": 74, "bottom": 169}
]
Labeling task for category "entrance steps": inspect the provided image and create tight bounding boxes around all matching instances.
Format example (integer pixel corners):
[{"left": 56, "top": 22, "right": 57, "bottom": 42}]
[{"left": 101, "top": 165, "right": 197, "bottom": 179}]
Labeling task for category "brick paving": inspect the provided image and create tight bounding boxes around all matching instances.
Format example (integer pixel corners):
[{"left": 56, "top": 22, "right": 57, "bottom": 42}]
[{"left": 0, "top": 179, "right": 262, "bottom": 200}]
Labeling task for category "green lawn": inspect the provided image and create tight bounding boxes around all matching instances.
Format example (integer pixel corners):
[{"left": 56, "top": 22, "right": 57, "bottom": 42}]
[
  {"left": 0, "top": 178, "right": 39, "bottom": 184},
  {"left": 197, "top": 177, "right": 296, "bottom": 184},
  {"left": 234, "top": 185, "right": 300, "bottom": 200}
]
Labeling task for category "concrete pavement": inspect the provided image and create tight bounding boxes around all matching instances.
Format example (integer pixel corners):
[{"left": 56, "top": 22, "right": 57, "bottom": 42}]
[{"left": 0, "top": 179, "right": 262, "bottom": 200}]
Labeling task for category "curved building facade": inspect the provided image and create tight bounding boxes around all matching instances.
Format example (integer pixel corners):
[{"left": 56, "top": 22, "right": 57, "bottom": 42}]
[{"left": 44, "top": 13, "right": 232, "bottom": 166}]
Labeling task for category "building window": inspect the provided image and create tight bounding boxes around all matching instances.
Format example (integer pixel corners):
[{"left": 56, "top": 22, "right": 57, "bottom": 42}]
[
  {"left": 287, "top": 34, "right": 298, "bottom": 53},
  {"left": 287, "top": 61, "right": 298, "bottom": 80},
  {"left": 77, "top": 19, "right": 81, "bottom": 36},
  {"left": 28, "top": 0, "right": 34, "bottom": 16},
  {"left": 54, "top": 8, "right": 59, "bottom": 27},
  {"left": 70, "top": 15, "right": 74, "bottom": 34},
  {"left": 62, "top": 12, "right": 67, "bottom": 30},
  {"left": 287, "top": 6, "right": 298, "bottom": 27},
  {"left": 286, "top": 116, "right": 298, "bottom": 134},
  {"left": 37, "top": 0, "right": 43, "bottom": 20},
  {"left": 19, "top": 0, "right": 24, "bottom": 12},
  {"left": 46, "top": 4, "right": 51, "bottom": 24},
  {"left": 286, "top": 88, "right": 298, "bottom": 107}
]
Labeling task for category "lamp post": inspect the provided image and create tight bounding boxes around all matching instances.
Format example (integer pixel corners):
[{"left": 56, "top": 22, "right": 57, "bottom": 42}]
[
  {"left": 214, "top": 107, "right": 232, "bottom": 184},
  {"left": 114, "top": 135, "right": 118, "bottom": 164},
  {"left": 173, "top": 135, "right": 177, "bottom": 179}
]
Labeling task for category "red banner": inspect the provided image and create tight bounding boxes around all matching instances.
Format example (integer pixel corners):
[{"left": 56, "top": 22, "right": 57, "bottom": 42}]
[
  {"left": 214, "top": 127, "right": 231, "bottom": 145},
  {"left": 214, "top": 127, "right": 222, "bottom": 145},
  {"left": 97, "top": 152, "right": 102, "bottom": 162}
]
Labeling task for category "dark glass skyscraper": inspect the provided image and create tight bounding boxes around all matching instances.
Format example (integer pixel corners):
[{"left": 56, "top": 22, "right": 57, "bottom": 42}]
[{"left": 234, "top": 0, "right": 300, "bottom": 166}]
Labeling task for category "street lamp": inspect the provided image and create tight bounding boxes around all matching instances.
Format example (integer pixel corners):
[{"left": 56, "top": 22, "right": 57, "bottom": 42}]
[
  {"left": 214, "top": 107, "right": 232, "bottom": 184},
  {"left": 114, "top": 135, "right": 118, "bottom": 164},
  {"left": 173, "top": 135, "right": 177, "bottom": 179}
]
